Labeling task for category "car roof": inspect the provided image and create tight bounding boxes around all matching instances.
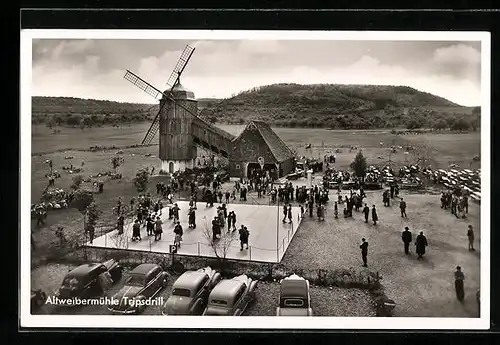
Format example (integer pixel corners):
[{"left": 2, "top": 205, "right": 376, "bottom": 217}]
[
  {"left": 174, "top": 271, "right": 207, "bottom": 290},
  {"left": 210, "top": 279, "right": 244, "bottom": 301},
  {"left": 66, "top": 263, "right": 104, "bottom": 277},
  {"left": 130, "top": 263, "right": 159, "bottom": 276},
  {"left": 280, "top": 279, "right": 308, "bottom": 299}
]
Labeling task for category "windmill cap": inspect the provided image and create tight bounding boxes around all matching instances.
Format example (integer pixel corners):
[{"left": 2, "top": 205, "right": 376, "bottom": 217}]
[{"left": 168, "top": 80, "right": 196, "bottom": 101}]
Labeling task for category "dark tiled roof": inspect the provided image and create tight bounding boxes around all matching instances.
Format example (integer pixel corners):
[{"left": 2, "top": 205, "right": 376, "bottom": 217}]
[{"left": 250, "top": 121, "right": 295, "bottom": 162}]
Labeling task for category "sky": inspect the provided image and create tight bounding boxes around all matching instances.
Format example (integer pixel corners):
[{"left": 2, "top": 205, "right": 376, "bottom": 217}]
[{"left": 31, "top": 39, "right": 482, "bottom": 106}]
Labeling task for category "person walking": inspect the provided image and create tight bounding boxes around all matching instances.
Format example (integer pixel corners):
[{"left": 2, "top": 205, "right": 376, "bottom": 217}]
[
  {"left": 399, "top": 198, "right": 407, "bottom": 218},
  {"left": 360, "top": 238, "right": 369, "bottom": 267},
  {"left": 334, "top": 202, "right": 338, "bottom": 219},
  {"left": 287, "top": 204, "right": 293, "bottom": 224},
  {"left": 372, "top": 205, "right": 378, "bottom": 225},
  {"left": 154, "top": 216, "right": 163, "bottom": 241},
  {"left": 454, "top": 266, "right": 465, "bottom": 302},
  {"left": 467, "top": 225, "right": 475, "bottom": 251},
  {"left": 402, "top": 226, "right": 412, "bottom": 254},
  {"left": 363, "top": 203, "right": 370, "bottom": 223},
  {"left": 415, "top": 231, "right": 428, "bottom": 260}
]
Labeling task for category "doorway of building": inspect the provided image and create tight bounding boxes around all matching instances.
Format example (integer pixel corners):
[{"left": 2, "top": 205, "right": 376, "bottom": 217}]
[
  {"left": 247, "top": 162, "right": 277, "bottom": 179},
  {"left": 169, "top": 162, "right": 174, "bottom": 173}
]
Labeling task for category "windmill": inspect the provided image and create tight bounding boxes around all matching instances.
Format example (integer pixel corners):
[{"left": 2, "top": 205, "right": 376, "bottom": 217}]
[{"left": 123, "top": 45, "right": 232, "bottom": 173}]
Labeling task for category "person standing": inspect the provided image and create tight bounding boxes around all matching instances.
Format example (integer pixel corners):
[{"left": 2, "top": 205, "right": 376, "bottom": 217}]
[
  {"left": 372, "top": 205, "right": 378, "bottom": 225},
  {"left": 188, "top": 208, "right": 196, "bottom": 229},
  {"left": 282, "top": 205, "right": 288, "bottom": 223},
  {"left": 334, "top": 202, "right": 338, "bottom": 219},
  {"left": 212, "top": 216, "right": 220, "bottom": 242},
  {"left": 227, "top": 211, "right": 232, "bottom": 233},
  {"left": 173, "top": 221, "right": 183, "bottom": 248},
  {"left": 146, "top": 214, "right": 154, "bottom": 236},
  {"left": 467, "top": 225, "right": 475, "bottom": 251},
  {"left": 399, "top": 198, "right": 407, "bottom": 218},
  {"left": 154, "top": 216, "right": 163, "bottom": 241},
  {"left": 287, "top": 204, "right": 293, "bottom": 224},
  {"left": 363, "top": 204, "right": 370, "bottom": 223},
  {"left": 117, "top": 215, "right": 124, "bottom": 235},
  {"left": 415, "top": 231, "right": 428, "bottom": 260},
  {"left": 132, "top": 219, "right": 141, "bottom": 242},
  {"left": 360, "top": 238, "right": 369, "bottom": 267},
  {"left": 402, "top": 227, "right": 412, "bottom": 254},
  {"left": 239, "top": 225, "right": 249, "bottom": 251},
  {"left": 454, "top": 266, "right": 465, "bottom": 302}
]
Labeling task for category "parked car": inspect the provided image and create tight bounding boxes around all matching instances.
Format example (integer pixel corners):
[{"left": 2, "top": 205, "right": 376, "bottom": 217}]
[
  {"left": 31, "top": 289, "right": 47, "bottom": 312},
  {"left": 54, "top": 259, "right": 123, "bottom": 304},
  {"left": 108, "top": 263, "right": 168, "bottom": 314},
  {"left": 162, "top": 266, "right": 221, "bottom": 315},
  {"left": 276, "top": 274, "right": 313, "bottom": 316},
  {"left": 202, "top": 274, "right": 257, "bottom": 316}
]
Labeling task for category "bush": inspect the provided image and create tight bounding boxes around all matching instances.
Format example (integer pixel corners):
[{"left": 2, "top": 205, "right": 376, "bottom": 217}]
[
  {"left": 70, "top": 175, "right": 83, "bottom": 190},
  {"left": 350, "top": 150, "right": 367, "bottom": 178},
  {"left": 70, "top": 189, "right": 94, "bottom": 213}
]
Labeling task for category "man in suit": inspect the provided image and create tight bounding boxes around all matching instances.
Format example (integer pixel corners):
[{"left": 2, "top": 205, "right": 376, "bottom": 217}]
[
  {"left": 360, "top": 238, "right": 369, "bottom": 267},
  {"left": 362, "top": 204, "right": 370, "bottom": 223},
  {"left": 402, "top": 227, "right": 412, "bottom": 254}
]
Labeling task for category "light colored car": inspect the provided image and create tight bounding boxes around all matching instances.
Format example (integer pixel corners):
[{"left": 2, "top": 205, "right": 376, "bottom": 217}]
[
  {"left": 276, "top": 274, "right": 313, "bottom": 316},
  {"left": 108, "top": 263, "right": 168, "bottom": 314},
  {"left": 162, "top": 266, "right": 221, "bottom": 315},
  {"left": 202, "top": 274, "right": 257, "bottom": 316}
]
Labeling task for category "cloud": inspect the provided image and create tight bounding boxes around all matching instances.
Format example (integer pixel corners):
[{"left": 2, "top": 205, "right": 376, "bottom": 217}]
[{"left": 31, "top": 40, "right": 483, "bottom": 106}]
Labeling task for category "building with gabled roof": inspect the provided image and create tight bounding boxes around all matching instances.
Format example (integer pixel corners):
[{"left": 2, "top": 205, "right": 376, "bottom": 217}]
[{"left": 229, "top": 120, "right": 296, "bottom": 179}]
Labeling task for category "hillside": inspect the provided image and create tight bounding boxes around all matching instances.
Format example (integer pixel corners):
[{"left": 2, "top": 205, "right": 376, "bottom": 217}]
[
  {"left": 32, "top": 84, "right": 480, "bottom": 130},
  {"left": 32, "top": 97, "right": 157, "bottom": 126},
  {"left": 201, "top": 84, "right": 479, "bottom": 130}
]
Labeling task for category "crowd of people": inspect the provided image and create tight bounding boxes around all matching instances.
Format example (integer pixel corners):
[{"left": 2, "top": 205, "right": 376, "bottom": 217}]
[{"left": 440, "top": 190, "right": 469, "bottom": 219}]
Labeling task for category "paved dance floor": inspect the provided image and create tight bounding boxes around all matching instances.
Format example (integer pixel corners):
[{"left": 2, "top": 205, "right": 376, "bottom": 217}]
[{"left": 86, "top": 201, "right": 303, "bottom": 263}]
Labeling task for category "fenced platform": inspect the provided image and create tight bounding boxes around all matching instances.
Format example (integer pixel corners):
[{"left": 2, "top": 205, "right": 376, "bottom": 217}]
[{"left": 85, "top": 201, "right": 303, "bottom": 263}]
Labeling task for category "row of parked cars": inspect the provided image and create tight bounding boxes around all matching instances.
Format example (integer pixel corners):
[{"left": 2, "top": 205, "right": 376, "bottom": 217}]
[{"left": 35, "top": 260, "right": 313, "bottom": 316}]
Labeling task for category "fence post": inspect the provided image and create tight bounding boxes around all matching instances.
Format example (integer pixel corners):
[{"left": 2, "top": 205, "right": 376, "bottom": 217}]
[
  {"left": 198, "top": 242, "right": 200, "bottom": 256},
  {"left": 104, "top": 233, "right": 107, "bottom": 247},
  {"left": 249, "top": 246, "right": 252, "bottom": 260},
  {"left": 149, "top": 238, "right": 152, "bottom": 252}
]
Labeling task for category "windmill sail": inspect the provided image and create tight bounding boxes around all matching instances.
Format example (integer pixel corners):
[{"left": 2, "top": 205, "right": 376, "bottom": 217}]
[
  {"left": 165, "top": 45, "right": 195, "bottom": 90},
  {"left": 142, "top": 109, "right": 161, "bottom": 145}
]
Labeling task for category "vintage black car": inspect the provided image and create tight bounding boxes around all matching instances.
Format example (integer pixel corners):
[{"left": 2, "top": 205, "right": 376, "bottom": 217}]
[
  {"left": 276, "top": 274, "right": 313, "bottom": 316},
  {"left": 202, "top": 274, "right": 257, "bottom": 316},
  {"left": 55, "top": 259, "right": 123, "bottom": 303},
  {"left": 162, "top": 267, "right": 221, "bottom": 315},
  {"left": 108, "top": 263, "right": 168, "bottom": 314}
]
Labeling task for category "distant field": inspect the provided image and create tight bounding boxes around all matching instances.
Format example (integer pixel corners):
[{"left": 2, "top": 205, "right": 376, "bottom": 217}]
[{"left": 32, "top": 123, "right": 481, "bottom": 169}]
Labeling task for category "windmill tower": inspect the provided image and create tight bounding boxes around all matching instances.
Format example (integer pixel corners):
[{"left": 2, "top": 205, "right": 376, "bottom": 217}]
[{"left": 123, "top": 45, "right": 199, "bottom": 173}]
